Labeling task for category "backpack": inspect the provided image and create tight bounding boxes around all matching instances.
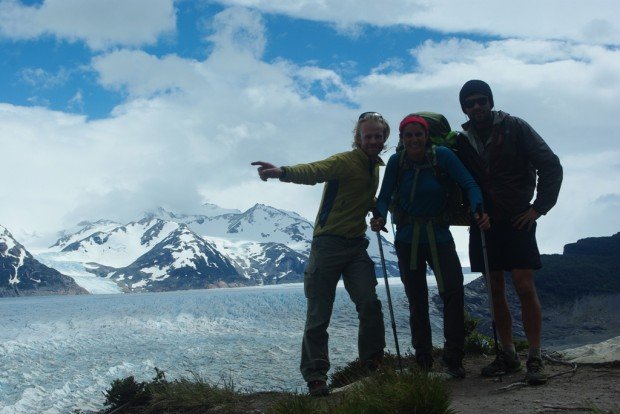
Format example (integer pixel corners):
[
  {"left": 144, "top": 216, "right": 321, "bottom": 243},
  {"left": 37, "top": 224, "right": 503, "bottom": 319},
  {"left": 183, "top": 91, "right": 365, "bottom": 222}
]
[
  {"left": 390, "top": 112, "right": 470, "bottom": 227},
  {"left": 395, "top": 112, "right": 459, "bottom": 152}
]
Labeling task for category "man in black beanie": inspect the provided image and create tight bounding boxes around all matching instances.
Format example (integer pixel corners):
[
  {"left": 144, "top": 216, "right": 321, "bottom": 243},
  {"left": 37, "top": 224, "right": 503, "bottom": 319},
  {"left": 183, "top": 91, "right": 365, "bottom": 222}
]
[{"left": 455, "top": 79, "right": 563, "bottom": 385}]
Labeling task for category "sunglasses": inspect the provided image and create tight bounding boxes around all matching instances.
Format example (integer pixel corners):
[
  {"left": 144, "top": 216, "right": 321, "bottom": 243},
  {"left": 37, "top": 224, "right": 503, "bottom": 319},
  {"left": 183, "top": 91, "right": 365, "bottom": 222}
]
[
  {"left": 358, "top": 111, "right": 383, "bottom": 120},
  {"left": 463, "top": 96, "right": 489, "bottom": 108}
]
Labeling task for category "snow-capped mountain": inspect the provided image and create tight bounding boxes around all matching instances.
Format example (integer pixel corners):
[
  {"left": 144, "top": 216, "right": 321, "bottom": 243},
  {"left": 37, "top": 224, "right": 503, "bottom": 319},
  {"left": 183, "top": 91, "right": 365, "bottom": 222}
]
[
  {"left": 154, "top": 203, "right": 399, "bottom": 280},
  {"left": 38, "top": 202, "right": 400, "bottom": 294},
  {"left": 52, "top": 217, "right": 181, "bottom": 268},
  {"left": 208, "top": 237, "right": 307, "bottom": 284},
  {"left": 165, "top": 203, "right": 315, "bottom": 253},
  {"left": 0, "top": 225, "right": 88, "bottom": 297},
  {"left": 99, "top": 224, "right": 246, "bottom": 292},
  {"left": 50, "top": 219, "right": 121, "bottom": 251}
]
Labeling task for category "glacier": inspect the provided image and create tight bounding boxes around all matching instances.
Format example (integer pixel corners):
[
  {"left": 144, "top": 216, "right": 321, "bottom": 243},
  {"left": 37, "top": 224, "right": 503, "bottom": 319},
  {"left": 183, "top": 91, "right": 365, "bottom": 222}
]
[{"left": 0, "top": 277, "right": 479, "bottom": 413}]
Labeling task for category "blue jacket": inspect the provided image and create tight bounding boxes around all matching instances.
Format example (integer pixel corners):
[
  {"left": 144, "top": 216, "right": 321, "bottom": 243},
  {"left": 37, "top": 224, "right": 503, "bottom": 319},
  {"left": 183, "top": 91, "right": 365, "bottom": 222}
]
[{"left": 375, "top": 146, "right": 483, "bottom": 245}]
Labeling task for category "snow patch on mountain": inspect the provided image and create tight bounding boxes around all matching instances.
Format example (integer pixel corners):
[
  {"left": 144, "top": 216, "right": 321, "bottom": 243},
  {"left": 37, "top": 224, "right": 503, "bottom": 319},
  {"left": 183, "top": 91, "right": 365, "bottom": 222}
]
[
  {"left": 207, "top": 236, "right": 306, "bottom": 284},
  {"left": 49, "top": 219, "right": 121, "bottom": 251},
  {"left": 55, "top": 218, "right": 181, "bottom": 268}
]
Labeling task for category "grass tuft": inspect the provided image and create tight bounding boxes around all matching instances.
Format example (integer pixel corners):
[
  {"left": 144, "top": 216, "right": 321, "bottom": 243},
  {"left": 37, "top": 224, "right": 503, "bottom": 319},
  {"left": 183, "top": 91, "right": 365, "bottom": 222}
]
[{"left": 273, "top": 368, "right": 454, "bottom": 414}]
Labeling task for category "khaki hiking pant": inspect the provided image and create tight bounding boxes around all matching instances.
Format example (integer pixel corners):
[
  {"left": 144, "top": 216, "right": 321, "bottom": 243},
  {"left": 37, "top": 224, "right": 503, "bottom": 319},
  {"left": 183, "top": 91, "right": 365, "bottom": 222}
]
[{"left": 300, "top": 235, "right": 386, "bottom": 383}]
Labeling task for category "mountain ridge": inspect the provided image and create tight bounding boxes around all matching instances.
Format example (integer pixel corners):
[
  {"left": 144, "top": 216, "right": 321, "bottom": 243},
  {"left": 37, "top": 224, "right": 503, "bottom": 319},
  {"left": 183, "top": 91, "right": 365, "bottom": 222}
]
[{"left": 25, "top": 202, "right": 399, "bottom": 294}]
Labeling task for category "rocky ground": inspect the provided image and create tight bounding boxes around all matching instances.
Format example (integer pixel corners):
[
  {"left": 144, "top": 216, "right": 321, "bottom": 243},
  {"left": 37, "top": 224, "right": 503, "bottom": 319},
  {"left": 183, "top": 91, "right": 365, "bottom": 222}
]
[{"left": 448, "top": 353, "right": 619, "bottom": 414}]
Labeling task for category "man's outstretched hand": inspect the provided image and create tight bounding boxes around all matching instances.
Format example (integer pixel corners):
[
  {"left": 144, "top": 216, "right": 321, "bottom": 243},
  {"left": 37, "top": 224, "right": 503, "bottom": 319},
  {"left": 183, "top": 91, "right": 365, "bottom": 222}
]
[{"left": 251, "top": 161, "right": 283, "bottom": 181}]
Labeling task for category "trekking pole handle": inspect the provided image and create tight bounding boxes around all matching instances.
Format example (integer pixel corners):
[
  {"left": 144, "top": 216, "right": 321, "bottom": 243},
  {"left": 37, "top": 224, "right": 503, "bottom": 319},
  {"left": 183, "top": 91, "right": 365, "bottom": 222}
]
[{"left": 371, "top": 208, "right": 388, "bottom": 233}]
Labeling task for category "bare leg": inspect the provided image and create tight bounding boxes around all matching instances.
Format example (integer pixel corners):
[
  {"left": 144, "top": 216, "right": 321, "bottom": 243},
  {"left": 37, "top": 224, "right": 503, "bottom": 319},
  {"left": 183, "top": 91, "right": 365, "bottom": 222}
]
[
  {"left": 488, "top": 270, "right": 514, "bottom": 347},
  {"left": 511, "top": 268, "right": 542, "bottom": 349}
]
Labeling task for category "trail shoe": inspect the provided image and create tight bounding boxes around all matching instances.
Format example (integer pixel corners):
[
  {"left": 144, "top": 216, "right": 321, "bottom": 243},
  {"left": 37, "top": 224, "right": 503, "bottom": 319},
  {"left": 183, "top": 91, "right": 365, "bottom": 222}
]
[
  {"left": 416, "top": 353, "right": 434, "bottom": 373},
  {"left": 525, "top": 357, "right": 548, "bottom": 385},
  {"left": 443, "top": 358, "right": 466, "bottom": 379},
  {"left": 365, "top": 353, "right": 384, "bottom": 373},
  {"left": 307, "top": 380, "right": 329, "bottom": 397},
  {"left": 481, "top": 351, "right": 522, "bottom": 377}
]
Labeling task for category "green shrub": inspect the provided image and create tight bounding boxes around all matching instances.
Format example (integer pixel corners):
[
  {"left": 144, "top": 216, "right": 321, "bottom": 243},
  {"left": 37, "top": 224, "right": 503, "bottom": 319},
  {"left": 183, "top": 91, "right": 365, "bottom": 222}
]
[
  {"left": 463, "top": 311, "right": 494, "bottom": 355},
  {"left": 103, "top": 376, "right": 151, "bottom": 412}
]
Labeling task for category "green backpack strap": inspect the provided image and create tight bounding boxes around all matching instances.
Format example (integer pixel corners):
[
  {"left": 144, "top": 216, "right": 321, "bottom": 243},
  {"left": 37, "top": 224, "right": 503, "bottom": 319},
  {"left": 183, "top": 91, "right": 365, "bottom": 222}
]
[{"left": 401, "top": 146, "right": 445, "bottom": 293}]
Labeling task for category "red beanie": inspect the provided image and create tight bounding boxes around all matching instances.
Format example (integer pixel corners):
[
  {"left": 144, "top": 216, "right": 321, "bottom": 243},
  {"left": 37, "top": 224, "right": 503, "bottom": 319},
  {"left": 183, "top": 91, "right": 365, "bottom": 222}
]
[{"left": 399, "top": 115, "right": 429, "bottom": 134}]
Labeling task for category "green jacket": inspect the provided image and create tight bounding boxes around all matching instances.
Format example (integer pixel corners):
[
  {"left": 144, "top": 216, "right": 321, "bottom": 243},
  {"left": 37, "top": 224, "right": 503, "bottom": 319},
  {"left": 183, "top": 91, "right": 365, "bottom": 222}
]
[{"left": 281, "top": 148, "right": 384, "bottom": 238}]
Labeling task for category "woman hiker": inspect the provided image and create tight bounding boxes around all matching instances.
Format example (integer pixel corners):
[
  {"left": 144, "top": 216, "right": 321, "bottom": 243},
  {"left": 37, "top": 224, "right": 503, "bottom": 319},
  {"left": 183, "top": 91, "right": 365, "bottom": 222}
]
[{"left": 371, "top": 114, "right": 489, "bottom": 378}]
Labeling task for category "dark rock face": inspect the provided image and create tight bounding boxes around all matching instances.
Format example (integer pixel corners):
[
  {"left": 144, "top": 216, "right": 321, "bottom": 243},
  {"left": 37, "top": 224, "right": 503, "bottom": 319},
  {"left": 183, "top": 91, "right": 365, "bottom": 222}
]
[
  {"left": 456, "top": 232, "right": 620, "bottom": 347},
  {"left": 1, "top": 227, "right": 88, "bottom": 297},
  {"left": 563, "top": 232, "right": 620, "bottom": 256}
]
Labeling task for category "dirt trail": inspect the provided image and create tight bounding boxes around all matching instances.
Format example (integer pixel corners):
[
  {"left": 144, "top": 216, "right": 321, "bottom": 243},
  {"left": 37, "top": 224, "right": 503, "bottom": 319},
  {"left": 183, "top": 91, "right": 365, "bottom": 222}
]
[{"left": 448, "top": 353, "right": 619, "bottom": 413}]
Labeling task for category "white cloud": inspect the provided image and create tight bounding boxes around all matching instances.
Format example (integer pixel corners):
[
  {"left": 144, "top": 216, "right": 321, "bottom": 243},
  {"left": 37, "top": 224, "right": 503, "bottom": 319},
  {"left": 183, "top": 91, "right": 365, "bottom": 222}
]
[
  {"left": 206, "top": 7, "right": 266, "bottom": 58},
  {"left": 92, "top": 50, "right": 202, "bottom": 98},
  {"left": 214, "top": 0, "right": 620, "bottom": 45},
  {"left": 0, "top": 0, "right": 176, "bottom": 49}
]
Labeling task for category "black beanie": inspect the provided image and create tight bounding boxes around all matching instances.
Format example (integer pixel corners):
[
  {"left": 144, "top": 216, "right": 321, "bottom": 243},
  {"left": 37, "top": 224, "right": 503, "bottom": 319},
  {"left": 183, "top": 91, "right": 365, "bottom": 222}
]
[{"left": 459, "top": 80, "right": 494, "bottom": 112}]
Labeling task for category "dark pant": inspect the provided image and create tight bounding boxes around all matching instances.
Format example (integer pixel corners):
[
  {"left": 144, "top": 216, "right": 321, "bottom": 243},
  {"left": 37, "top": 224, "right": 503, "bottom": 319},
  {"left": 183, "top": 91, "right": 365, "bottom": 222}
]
[
  {"left": 395, "top": 240, "right": 465, "bottom": 362},
  {"left": 300, "top": 236, "right": 386, "bottom": 382}
]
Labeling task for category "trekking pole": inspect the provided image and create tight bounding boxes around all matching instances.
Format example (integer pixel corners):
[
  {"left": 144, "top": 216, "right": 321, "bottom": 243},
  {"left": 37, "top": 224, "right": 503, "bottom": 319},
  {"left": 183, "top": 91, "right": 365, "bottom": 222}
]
[
  {"left": 479, "top": 223, "right": 503, "bottom": 381},
  {"left": 372, "top": 209, "right": 403, "bottom": 372}
]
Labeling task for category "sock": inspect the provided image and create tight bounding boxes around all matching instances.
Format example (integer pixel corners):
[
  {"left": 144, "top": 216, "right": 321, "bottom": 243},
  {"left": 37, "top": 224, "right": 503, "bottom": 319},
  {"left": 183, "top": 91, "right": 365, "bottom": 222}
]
[
  {"left": 502, "top": 343, "right": 516, "bottom": 358},
  {"left": 528, "top": 347, "right": 542, "bottom": 360}
]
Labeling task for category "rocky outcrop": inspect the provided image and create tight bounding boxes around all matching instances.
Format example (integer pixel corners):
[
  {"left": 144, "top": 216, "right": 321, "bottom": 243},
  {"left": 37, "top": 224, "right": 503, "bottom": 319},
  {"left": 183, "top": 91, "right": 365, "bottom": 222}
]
[
  {"left": 1, "top": 225, "right": 88, "bottom": 297},
  {"left": 454, "top": 232, "right": 620, "bottom": 347}
]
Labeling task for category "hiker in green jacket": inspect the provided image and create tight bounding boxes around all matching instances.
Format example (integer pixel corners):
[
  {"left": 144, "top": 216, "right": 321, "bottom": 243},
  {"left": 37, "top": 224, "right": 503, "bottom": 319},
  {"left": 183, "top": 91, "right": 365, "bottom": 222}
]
[
  {"left": 371, "top": 114, "right": 489, "bottom": 378},
  {"left": 251, "top": 112, "right": 389, "bottom": 397},
  {"left": 455, "top": 80, "right": 563, "bottom": 385}
]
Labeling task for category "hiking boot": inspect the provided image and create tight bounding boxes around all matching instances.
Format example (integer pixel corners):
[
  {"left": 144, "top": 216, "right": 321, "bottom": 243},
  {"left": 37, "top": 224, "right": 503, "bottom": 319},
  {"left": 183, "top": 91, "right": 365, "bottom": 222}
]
[
  {"left": 442, "top": 358, "right": 466, "bottom": 379},
  {"left": 416, "top": 353, "right": 434, "bottom": 373},
  {"left": 365, "top": 353, "right": 384, "bottom": 373},
  {"left": 307, "top": 380, "right": 329, "bottom": 397},
  {"left": 481, "top": 351, "right": 522, "bottom": 377},
  {"left": 525, "top": 357, "right": 548, "bottom": 385}
]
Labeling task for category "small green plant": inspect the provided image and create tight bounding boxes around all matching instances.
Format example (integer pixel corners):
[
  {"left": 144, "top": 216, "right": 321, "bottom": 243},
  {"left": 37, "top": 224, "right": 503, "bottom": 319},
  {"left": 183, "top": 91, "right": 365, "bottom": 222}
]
[
  {"left": 102, "top": 368, "right": 242, "bottom": 413},
  {"left": 463, "top": 311, "right": 495, "bottom": 355},
  {"left": 514, "top": 339, "right": 529, "bottom": 352},
  {"left": 103, "top": 375, "right": 151, "bottom": 412}
]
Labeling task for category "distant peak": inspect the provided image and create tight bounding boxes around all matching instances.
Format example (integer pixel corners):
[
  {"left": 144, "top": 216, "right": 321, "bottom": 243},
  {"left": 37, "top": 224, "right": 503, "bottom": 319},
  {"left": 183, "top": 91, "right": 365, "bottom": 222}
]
[
  {"left": 201, "top": 203, "right": 242, "bottom": 216},
  {"left": 144, "top": 207, "right": 177, "bottom": 220},
  {"left": 76, "top": 219, "right": 117, "bottom": 227}
]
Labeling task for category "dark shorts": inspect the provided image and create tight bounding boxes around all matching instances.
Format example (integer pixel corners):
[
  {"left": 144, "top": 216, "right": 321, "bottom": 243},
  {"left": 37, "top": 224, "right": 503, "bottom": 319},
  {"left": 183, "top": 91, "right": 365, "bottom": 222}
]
[{"left": 469, "top": 220, "right": 541, "bottom": 272}]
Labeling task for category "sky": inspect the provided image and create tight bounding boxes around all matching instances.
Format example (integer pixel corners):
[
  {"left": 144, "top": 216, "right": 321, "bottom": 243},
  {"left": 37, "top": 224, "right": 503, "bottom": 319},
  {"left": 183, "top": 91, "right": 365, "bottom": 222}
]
[{"left": 1, "top": 0, "right": 619, "bottom": 262}]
